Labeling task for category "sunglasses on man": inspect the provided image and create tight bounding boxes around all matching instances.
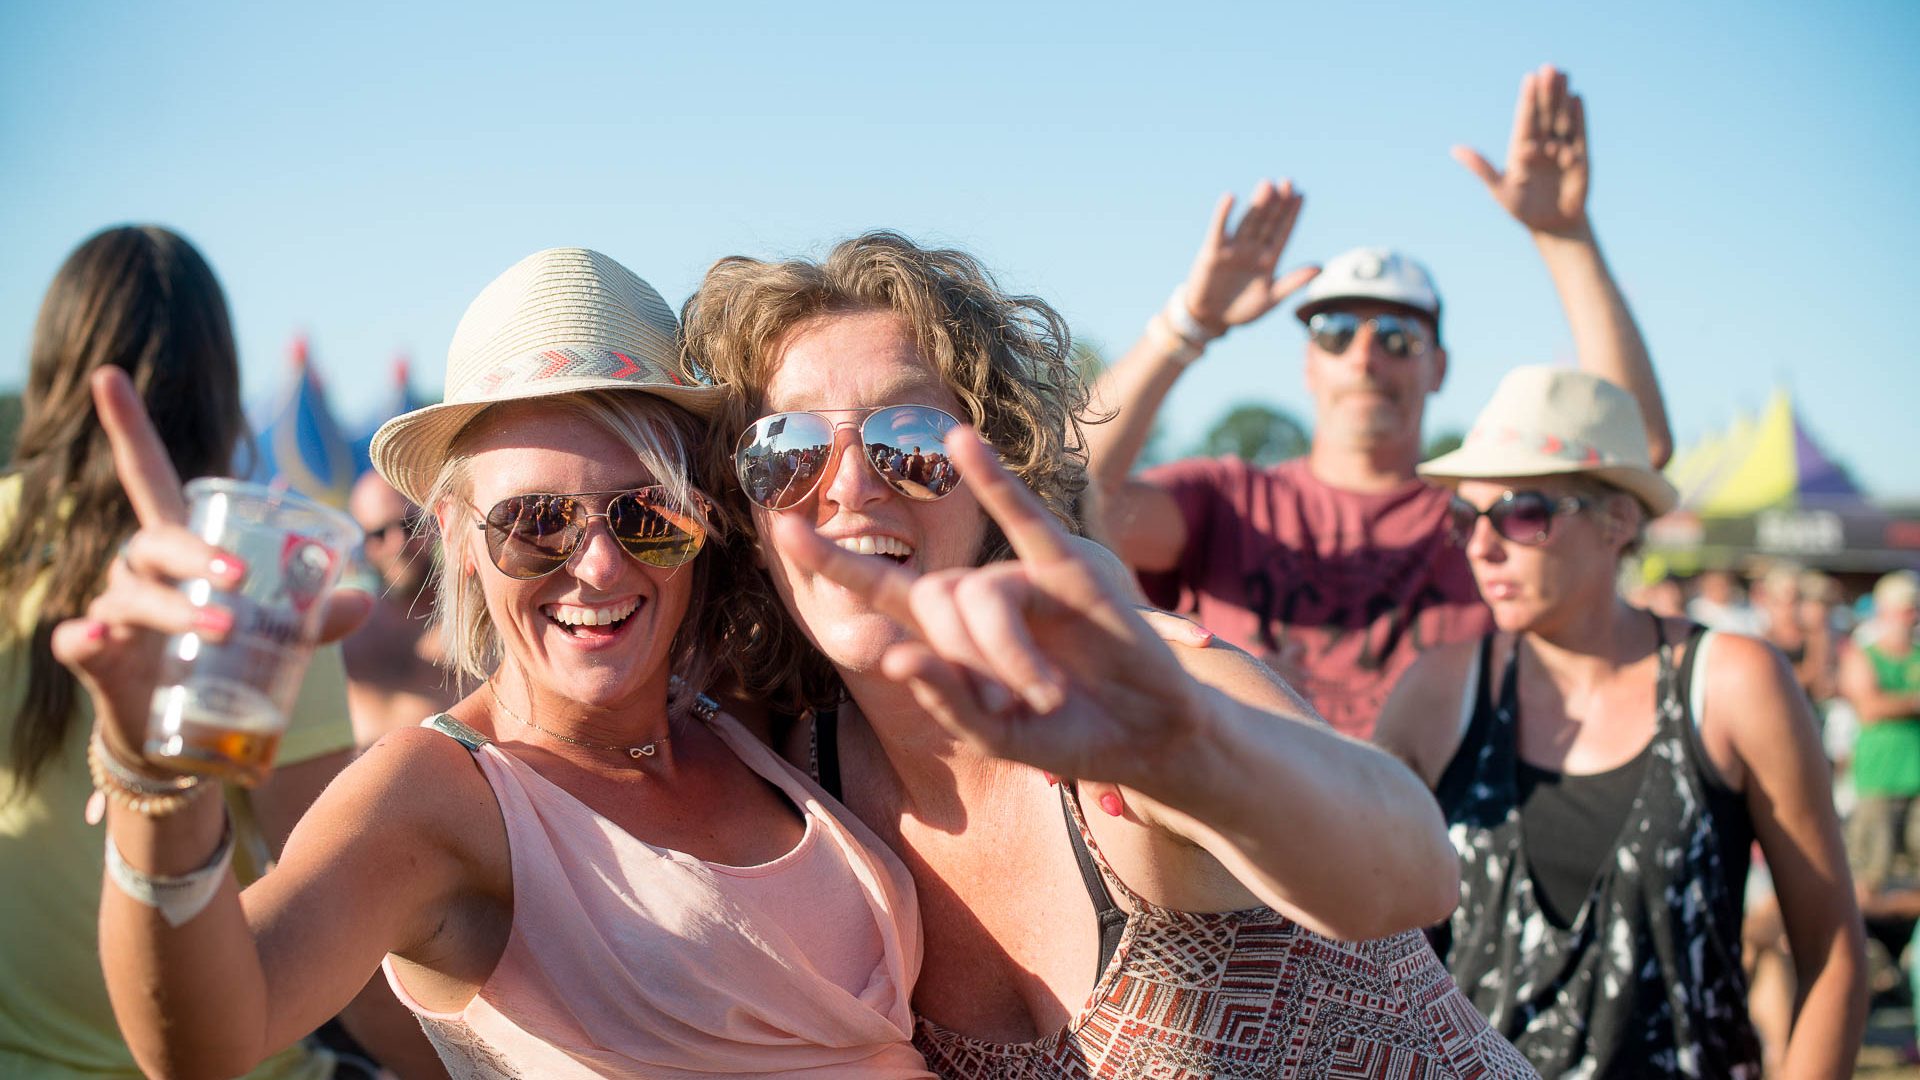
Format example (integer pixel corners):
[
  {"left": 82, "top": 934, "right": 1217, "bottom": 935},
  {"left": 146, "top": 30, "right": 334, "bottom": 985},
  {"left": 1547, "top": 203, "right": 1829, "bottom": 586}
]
[
  {"left": 734, "top": 404, "right": 964, "bottom": 511},
  {"left": 1307, "top": 311, "right": 1432, "bottom": 360}
]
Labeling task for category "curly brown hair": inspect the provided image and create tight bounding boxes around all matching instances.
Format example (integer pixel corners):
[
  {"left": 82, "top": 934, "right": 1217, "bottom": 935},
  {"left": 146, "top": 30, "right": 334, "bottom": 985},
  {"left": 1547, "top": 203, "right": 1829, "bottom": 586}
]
[{"left": 681, "top": 231, "right": 1092, "bottom": 715}]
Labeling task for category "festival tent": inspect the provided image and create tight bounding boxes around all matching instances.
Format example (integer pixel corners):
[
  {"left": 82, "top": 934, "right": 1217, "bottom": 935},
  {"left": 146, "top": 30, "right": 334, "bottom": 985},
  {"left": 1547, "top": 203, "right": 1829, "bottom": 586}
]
[
  {"left": 1646, "top": 389, "right": 1916, "bottom": 574},
  {"left": 245, "top": 335, "right": 357, "bottom": 509},
  {"left": 1667, "top": 388, "right": 1865, "bottom": 514},
  {"left": 349, "top": 354, "right": 432, "bottom": 478}
]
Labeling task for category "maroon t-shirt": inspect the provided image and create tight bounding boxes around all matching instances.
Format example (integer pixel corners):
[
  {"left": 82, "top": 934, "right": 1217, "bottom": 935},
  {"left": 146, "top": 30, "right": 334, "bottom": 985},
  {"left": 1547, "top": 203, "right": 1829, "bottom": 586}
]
[{"left": 1137, "top": 456, "right": 1490, "bottom": 740}]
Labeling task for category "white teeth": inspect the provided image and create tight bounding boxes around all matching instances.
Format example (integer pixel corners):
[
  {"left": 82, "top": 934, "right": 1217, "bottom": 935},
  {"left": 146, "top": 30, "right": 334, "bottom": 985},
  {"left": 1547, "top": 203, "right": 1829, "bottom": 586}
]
[
  {"left": 833, "top": 535, "right": 914, "bottom": 559},
  {"left": 545, "top": 599, "right": 639, "bottom": 627}
]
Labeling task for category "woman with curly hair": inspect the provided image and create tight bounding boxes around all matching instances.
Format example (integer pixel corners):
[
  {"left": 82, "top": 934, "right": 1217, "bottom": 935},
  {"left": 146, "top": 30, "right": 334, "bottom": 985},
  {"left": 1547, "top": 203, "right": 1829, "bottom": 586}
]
[{"left": 687, "top": 230, "right": 1534, "bottom": 1077}]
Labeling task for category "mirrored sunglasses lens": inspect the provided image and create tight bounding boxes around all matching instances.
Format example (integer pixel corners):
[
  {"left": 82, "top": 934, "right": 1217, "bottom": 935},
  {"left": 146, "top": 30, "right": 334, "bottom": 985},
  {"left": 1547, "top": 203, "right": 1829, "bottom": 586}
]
[
  {"left": 487, "top": 495, "right": 579, "bottom": 578},
  {"left": 864, "top": 406, "right": 961, "bottom": 500},
  {"left": 737, "top": 414, "right": 835, "bottom": 509},
  {"left": 1373, "top": 316, "right": 1415, "bottom": 358},
  {"left": 1494, "top": 493, "right": 1556, "bottom": 544},
  {"left": 1309, "top": 313, "right": 1359, "bottom": 355},
  {"left": 609, "top": 491, "right": 704, "bottom": 567}
]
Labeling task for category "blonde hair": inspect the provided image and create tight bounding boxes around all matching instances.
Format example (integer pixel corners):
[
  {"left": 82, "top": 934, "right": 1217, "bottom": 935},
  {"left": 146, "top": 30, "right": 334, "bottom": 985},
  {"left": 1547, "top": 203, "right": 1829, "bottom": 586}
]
[
  {"left": 422, "top": 390, "right": 730, "bottom": 718},
  {"left": 682, "top": 231, "right": 1092, "bottom": 713}
]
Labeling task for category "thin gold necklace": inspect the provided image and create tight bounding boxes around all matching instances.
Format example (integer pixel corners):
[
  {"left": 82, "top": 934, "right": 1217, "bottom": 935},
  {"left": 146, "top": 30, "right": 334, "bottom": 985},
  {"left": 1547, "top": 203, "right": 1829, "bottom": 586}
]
[{"left": 486, "top": 680, "right": 670, "bottom": 760}]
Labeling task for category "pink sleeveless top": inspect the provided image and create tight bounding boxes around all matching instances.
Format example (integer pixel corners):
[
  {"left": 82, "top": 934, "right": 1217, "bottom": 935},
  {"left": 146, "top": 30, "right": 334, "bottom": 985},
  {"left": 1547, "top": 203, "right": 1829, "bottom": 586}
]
[
  {"left": 382, "top": 712, "right": 931, "bottom": 1079},
  {"left": 912, "top": 789, "right": 1538, "bottom": 1079}
]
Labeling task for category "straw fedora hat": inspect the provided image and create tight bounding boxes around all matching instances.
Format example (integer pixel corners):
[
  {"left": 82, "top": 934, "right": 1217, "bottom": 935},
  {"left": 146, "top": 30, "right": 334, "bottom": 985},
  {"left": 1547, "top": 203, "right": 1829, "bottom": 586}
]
[
  {"left": 1418, "top": 366, "right": 1677, "bottom": 516},
  {"left": 370, "top": 247, "right": 720, "bottom": 505}
]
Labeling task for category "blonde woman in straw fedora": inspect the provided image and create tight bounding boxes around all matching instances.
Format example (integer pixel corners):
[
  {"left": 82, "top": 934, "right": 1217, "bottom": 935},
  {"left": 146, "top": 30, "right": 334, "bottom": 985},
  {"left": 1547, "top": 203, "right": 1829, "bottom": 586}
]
[
  {"left": 54, "top": 249, "right": 933, "bottom": 1079},
  {"left": 1374, "top": 366, "right": 1866, "bottom": 1078}
]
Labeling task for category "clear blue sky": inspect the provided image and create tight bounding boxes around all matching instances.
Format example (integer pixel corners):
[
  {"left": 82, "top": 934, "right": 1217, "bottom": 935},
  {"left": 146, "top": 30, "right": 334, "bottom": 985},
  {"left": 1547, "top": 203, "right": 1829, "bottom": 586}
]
[{"left": 4, "top": 2, "right": 1916, "bottom": 493}]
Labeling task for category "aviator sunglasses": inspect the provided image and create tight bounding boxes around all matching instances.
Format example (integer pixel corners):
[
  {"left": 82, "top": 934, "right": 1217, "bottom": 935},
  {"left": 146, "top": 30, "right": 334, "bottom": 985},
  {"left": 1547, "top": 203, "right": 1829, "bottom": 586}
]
[
  {"left": 1306, "top": 311, "right": 1431, "bottom": 360},
  {"left": 477, "top": 487, "right": 708, "bottom": 579},
  {"left": 1445, "top": 490, "right": 1593, "bottom": 547},
  {"left": 734, "top": 404, "right": 964, "bottom": 511}
]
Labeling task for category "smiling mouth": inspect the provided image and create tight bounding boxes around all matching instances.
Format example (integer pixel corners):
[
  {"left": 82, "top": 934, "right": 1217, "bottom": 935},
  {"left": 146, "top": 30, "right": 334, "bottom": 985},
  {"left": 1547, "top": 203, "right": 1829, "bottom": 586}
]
[
  {"left": 543, "top": 598, "right": 642, "bottom": 638},
  {"left": 834, "top": 535, "right": 913, "bottom": 564}
]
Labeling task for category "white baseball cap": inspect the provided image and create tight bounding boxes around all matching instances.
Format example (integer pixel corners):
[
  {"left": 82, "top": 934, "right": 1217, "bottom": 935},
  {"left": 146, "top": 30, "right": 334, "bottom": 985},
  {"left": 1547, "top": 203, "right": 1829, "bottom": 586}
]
[{"left": 1295, "top": 247, "right": 1442, "bottom": 328}]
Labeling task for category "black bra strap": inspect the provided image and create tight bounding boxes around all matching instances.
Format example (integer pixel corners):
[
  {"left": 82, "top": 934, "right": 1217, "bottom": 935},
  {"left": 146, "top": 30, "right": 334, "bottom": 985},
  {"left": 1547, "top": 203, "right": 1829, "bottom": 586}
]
[
  {"left": 813, "top": 705, "right": 843, "bottom": 802},
  {"left": 1060, "top": 786, "right": 1128, "bottom": 977}
]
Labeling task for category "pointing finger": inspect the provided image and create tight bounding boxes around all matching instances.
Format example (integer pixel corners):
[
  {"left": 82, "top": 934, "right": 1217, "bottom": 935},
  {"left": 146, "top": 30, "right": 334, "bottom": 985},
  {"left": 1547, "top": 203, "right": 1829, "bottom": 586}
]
[
  {"left": 91, "top": 367, "right": 187, "bottom": 527},
  {"left": 945, "top": 428, "right": 1074, "bottom": 568},
  {"left": 768, "top": 512, "right": 921, "bottom": 631}
]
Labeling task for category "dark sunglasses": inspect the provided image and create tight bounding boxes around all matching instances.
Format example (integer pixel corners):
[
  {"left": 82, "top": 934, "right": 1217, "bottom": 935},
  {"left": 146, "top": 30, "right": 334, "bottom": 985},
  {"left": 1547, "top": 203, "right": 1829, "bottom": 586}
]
[
  {"left": 363, "top": 511, "right": 423, "bottom": 545},
  {"left": 1307, "top": 311, "right": 1431, "bottom": 359},
  {"left": 1446, "top": 490, "right": 1592, "bottom": 547},
  {"left": 734, "top": 404, "right": 963, "bottom": 511},
  {"left": 476, "top": 487, "right": 708, "bottom": 579}
]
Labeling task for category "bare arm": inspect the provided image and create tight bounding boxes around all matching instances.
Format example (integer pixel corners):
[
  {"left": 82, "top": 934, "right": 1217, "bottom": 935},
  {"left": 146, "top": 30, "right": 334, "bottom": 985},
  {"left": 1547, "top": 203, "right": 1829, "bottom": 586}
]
[
  {"left": 1084, "top": 181, "right": 1318, "bottom": 567},
  {"left": 781, "top": 431, "right": 1456, "bottom": 943},
  {"left": 1454, "top": 65, "right": 1671, "bottom": 466},
  {"left": 1710, "top": 636, "right": 1867, "bottom": 1076},
  {"left": 1840, "top": 643, "right": 1920, "bottom": 721},
  {"left": 1125, "top": 639, "right": 1459, "bottom": 938},
  {"left": 57, "top": 368, "right": 474, "bottom": 1079},
  {"left": 1371, "top": 639, "right": 1481, "bottom": 790}
]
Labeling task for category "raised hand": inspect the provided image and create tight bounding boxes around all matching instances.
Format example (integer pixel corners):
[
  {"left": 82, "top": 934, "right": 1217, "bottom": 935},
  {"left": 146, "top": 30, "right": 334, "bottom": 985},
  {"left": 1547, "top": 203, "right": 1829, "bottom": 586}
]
[
  {"left": 51, "top": 368, "right": 369, "bottom": 765},
  {"left": 771, "top": 428, "right": 1211, "bottom": 788},
  {"left": 1179, "top": 179, "right": 1321, "bottom": 338},
  {"left": 1453, "top": 64, "right": 1591, "bottom": 237}
]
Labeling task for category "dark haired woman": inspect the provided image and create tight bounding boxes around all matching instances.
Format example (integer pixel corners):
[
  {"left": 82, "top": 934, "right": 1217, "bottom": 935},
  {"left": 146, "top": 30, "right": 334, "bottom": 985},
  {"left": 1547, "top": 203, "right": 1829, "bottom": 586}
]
[{"left": 0, "top": 227, "right": 371, "bottom": 1077}]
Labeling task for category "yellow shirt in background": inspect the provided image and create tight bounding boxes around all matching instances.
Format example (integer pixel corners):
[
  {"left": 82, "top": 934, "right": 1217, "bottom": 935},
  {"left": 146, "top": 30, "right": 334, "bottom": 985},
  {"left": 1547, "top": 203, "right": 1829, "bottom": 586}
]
[{"left": 0, "top": 472, "right": 356, "bottom": 1079}]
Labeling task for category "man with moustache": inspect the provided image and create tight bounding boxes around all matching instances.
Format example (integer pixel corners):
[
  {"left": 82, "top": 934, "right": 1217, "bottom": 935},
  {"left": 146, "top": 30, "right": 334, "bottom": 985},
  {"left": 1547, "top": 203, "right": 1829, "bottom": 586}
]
[
  {"left": 1086, "top": 66, "right": 1672, "bottom": 738},
  {"left": 343, "top": 470, "right": 458, "bottom": 747}
]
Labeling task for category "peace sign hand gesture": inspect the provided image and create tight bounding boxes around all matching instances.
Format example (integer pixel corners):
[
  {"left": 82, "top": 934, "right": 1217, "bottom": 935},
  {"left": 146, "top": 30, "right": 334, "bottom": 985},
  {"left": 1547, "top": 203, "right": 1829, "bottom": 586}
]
[
  {"left": 51, "top": 368, "right": 370, "bottom": 767},
  {"left": 1453, "top": 64, "right": 1592, "bottom": 237},
  {"left": 772, "top": 427, "right": 1211, "bottom": 789},
  {"left": 1178, "top": 179, "right": 1321, "bottom": 338}
]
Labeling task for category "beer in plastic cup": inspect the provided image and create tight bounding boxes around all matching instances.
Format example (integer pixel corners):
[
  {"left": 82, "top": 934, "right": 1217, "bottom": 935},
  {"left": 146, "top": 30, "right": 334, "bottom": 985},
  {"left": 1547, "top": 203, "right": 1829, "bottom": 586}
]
[{"left": 145, "top": 479, "right": 362, "bottom": 786}]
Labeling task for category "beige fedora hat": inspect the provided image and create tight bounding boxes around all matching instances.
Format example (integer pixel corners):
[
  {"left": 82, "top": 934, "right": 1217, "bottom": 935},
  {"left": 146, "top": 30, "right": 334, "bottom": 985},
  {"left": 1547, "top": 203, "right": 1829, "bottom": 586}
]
[
  {"left": 1418, "top": 366, "right": 1677, "bottom": 516},
  {"left": 370, "top": 247, "right": 721, "bottom": 505}
]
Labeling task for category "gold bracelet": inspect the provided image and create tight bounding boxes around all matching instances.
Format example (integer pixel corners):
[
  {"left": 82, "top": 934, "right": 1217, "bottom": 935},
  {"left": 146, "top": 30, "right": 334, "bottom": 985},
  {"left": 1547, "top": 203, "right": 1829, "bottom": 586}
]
[{"left": 87, "top": 729, "right": 206, "bottom": 818}]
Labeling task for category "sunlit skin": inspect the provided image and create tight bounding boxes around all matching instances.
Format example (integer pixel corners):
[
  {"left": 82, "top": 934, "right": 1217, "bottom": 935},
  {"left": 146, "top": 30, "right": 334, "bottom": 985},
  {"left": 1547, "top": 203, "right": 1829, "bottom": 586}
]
[
  {"left": 752, "top": 309, "right": 988, "bottom": 674},
  {"left": 1302, "top": 300, "right": 1447, "bottom": 454},
  {"left": 444, "top": 402, "right": 694, "bottom": 733}
]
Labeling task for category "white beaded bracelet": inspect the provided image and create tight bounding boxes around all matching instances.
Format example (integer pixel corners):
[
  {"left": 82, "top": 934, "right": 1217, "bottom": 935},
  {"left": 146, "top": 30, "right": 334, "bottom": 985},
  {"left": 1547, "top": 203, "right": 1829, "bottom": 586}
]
[
  {"left": 105, "top": 809, "right": 235, "bottom": 928},
  {"left": 1162, "top": 285, "right": 1220, "bottom": 348}
]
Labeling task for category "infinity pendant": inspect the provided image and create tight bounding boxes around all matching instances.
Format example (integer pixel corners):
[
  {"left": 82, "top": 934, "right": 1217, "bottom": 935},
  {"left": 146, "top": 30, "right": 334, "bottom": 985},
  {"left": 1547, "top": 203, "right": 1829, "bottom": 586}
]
[{"left": 629, "top": 744, "right": 658, "bottom": 759}]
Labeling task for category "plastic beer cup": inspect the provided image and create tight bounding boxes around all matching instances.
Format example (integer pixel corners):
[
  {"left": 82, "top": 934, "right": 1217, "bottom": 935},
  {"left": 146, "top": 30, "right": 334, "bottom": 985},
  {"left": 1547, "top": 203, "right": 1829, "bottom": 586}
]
[{"left": 144, "top": 479, "right": 362, "bottom": 786}]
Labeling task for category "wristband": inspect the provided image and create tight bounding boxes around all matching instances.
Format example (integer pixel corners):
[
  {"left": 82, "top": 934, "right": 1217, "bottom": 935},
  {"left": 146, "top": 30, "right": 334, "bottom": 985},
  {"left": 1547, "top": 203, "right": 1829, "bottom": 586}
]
[
  {"left": 105, "top": 809, "right": 235, "bottom": 928},
  {"left": 88, "top": 728, "right": 206, "bottom": 818},
  {"left": 1145, "top": 314, "right": 1205, "bottom": 368},
  {"left": 1163, "top": 285, "right": 1220, "bottom": 347}
]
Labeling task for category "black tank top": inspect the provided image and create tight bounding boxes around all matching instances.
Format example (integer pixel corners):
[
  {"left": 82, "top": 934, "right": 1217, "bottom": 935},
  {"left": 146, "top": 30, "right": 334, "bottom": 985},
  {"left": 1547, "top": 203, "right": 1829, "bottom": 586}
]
[{"left": 1433, "top": 618, "right": 1761, "bottom": 1078}]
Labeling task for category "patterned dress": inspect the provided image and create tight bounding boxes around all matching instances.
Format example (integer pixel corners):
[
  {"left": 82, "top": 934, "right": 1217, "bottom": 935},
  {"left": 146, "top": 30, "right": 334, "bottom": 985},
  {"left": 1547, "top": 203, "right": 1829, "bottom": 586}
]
[
  {"left": 1433, "top": 623, "right": 1761, "bottom": 1078},
  {"left": 912, "top": 788, "right": 1537, "bottom": 1079}
]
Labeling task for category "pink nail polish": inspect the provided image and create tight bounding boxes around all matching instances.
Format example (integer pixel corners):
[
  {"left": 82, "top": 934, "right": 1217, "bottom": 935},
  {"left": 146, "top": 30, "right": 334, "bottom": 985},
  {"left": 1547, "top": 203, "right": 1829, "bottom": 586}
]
[
  {"left": 208, "top": 555, "right": 246, "bottom": 586},
  {"left": 1098, "top": 792, "right": 1124, "bottom": 818},
  {"left": 83, "top": 621, "right": 107, "bottom": 642},
  {"left": 193, "top": 607, "right": 233, "bottom": 636},
  {"left": 1043, "top": 771, "right": 1061, "bottom": 787}
]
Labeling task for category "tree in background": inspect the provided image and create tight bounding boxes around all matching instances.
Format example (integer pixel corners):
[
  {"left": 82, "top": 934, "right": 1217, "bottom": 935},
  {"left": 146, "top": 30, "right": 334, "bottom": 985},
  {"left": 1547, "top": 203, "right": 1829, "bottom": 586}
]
[
  {"left": 0, "top": 391, "right": 21, "bottom": 467},
  {"left": 1422, "top": 430, "right": 1465, "bottom": 461},
  {"left": 1197, "top": 403, "right": 1310, "bottom": 467}
]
